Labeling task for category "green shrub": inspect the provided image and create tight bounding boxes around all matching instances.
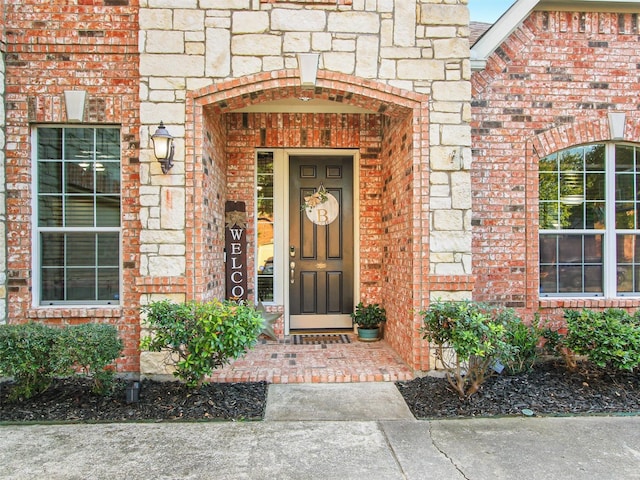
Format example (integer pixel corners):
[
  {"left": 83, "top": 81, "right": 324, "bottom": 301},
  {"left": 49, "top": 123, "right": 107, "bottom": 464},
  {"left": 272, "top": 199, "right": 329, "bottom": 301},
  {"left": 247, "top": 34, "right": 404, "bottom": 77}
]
[
  {"left": 55, "top": 324, "right": 123, "bottom": 395},
  {"left": 0, "top": 323, "right": 59, "bottom": 400},
  {"left": 0, "top": 322, "right": 122, "bottom": 400},
  {"left": 420, "top": 300, "right": 518, "bottom": 398},
  {"left": 140, "top": 299, "right": 264, "bottom": 388},
  {"left": 500, "top": 315, "right": 542, "bottom": 375},
  {"left": 555, "top": 308, "right": 640, "bottom": 372}
]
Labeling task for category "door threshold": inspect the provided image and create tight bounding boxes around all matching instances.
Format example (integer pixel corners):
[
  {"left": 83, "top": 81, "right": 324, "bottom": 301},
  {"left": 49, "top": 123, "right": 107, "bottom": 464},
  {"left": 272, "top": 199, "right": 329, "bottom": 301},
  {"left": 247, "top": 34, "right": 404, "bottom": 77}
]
[{"left": 289, "top": 328, "right": 354, "bottom": 335}]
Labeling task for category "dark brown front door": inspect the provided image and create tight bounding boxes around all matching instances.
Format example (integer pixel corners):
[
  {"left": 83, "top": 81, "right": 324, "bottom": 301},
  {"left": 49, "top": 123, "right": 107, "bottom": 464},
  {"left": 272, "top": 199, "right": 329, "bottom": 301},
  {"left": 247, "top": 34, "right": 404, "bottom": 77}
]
[{"left": 289, "top": 155, "right": 354, "bottom": 329}]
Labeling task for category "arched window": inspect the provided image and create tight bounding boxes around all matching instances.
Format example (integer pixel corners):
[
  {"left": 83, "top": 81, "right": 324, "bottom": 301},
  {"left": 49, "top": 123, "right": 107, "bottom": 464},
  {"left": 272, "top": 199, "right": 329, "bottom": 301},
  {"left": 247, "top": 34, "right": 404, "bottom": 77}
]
[{"left": 539, "top": 143, "right": 640, "bottom": 297}]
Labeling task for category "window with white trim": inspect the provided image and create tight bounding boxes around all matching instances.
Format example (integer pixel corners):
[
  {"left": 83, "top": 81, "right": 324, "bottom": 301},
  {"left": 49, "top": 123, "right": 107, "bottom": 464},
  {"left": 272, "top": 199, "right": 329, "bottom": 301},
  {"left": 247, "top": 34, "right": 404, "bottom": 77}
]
[
  {"left": 35, "top": 127, "right": 121, "bottom": 305},
  {"left": 256, "top": 151, "right": 275, "bottom": 302},
  {"left": 539, "top": 143, "right": 640, "bottom": 297}
]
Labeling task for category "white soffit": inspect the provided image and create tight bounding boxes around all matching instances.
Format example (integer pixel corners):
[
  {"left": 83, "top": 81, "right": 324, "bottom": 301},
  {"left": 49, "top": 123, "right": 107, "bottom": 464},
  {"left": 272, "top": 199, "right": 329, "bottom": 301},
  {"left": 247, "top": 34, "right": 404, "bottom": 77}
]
[{"left": 235, "top": 98, "right": 375, "bottom": 114}]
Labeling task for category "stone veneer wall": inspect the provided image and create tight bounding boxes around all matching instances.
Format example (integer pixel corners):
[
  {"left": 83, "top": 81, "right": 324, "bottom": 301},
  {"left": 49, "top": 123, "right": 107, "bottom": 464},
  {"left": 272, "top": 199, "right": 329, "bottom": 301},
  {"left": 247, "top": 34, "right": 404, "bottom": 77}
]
[
  {"left": 471, "top": 10, "right": 640, "bottom": 326},
  {"left": 3, "top": 1, "right": 141, "bottom": 372},
  {"left": 138, "top": 0, "right": 471, "bottom": 371}
]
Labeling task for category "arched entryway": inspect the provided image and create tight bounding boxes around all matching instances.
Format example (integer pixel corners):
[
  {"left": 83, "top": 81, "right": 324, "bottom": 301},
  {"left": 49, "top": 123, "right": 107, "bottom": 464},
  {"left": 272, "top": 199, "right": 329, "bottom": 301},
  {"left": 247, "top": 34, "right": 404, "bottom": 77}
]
[{"left": 184, "top": 70, "right": 432, "bottom": 371}]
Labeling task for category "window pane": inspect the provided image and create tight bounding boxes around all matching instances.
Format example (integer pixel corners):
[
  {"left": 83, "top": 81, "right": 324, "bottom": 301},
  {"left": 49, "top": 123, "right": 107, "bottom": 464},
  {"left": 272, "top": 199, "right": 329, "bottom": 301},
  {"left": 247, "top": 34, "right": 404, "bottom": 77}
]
[
  {"left": 66, "top": 161, "right": 94, "bottom": 192},
  {"left": 67, "top": 233, "right": 96, "bottom": 266},
  {"left": 38, "top": 197, "right": 63, "bottom": 227},
  {"left": 96, "top": 129, "right": 120, "bottom": 160},
  {"left": 539, "top": 172, "right": 558, "bottom": 201},
  {"left": 38, "top": 161, "right": 63, "bottom": 194},
  {"left": 616, "top": 173, "right": 634, "bottom": 201},
  {"left": 257, "top": 175, "right": 273, "bottom": 198},
  {"left": 559, "top": 147, "right": 583, "bottom": 171},
  {"left": 616, "top": 202, "right": 635, "bottom": 229},
  {"left": 257, "top": 151, "right": 274, "bottom": 173},
  {"left": 96, "top": 162, "right": 120, "bottom": 194},
  {"left": 41, "top": 268, "right": 64, "bottom": 301},
  {"left": 585, "top": 202, "right": 605, "bottom": 229},
  {"left": 539, "top": 265, "right": 557, "bottom": 294},
  {"left": 66, "top": 268, "right": 96, "bottom": 301},
  {"left": 585, "top": 173, "right": 604, "bottom": 200},
  {"left": 41, "top": 233, "right": 64, "bottom": 266},
  {"left": 616, "top": 145, "right": 635, "bottom": 172},
  {"left": 539, "top": 202, "right": 558, "bottom": 230},
  {"left": 65, "top": 129, "right": 94, "bottom": 161},
  {"left": 585, "top": 144, "right": 605, "bottom": 171},
  {"left": 257, "top": 199, "right": 273, "bottom": 217},
  {"left": 65, "top": 196, "right": 95, "bottom": 226},
  {"left": 96, "top": 196, "right": 121, "bottom": 227},
  {"left": 98, "top": 233, "right": 120, "bottom": 266},
  {"left": 617, "top": 234, "right": 640, "bottom": 294},
  {"left": 559, "top": 203, "right": 584, "bottom": 229},
  {"left": 38, "top": 129, "right": 62, "bottom": 160},
  {"left": 98, "top": 268, "right": 119, "bottom": 301}
]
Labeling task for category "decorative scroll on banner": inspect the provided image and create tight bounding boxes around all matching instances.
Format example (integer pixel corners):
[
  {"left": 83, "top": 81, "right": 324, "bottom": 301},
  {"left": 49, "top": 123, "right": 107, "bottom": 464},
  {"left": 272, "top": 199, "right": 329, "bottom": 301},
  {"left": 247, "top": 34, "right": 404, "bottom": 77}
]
[{"left": 225, "top": 201, "right": 248, "bottom": 301}]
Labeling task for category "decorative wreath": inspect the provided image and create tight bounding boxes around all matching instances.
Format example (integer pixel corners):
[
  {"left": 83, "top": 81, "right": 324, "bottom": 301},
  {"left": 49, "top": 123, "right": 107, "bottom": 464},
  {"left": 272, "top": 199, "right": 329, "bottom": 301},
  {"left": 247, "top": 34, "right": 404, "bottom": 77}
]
[{"left": 302, "top": 184, "right": 329, "bottom": 211}]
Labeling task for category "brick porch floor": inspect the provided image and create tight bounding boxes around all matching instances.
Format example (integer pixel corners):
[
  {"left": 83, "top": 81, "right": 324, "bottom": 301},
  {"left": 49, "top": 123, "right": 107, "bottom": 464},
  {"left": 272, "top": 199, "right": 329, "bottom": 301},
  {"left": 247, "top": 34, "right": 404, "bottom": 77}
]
[{"left": 207, "top": 334, "right": 415, "bottom": 383}]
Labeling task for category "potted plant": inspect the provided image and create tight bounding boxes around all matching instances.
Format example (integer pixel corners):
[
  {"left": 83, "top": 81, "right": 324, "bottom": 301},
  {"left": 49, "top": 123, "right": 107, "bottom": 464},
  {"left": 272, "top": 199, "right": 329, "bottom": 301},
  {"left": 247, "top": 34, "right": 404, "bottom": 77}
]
[{"left": 351, "top": 302, "right": 386, "bottom": 341}]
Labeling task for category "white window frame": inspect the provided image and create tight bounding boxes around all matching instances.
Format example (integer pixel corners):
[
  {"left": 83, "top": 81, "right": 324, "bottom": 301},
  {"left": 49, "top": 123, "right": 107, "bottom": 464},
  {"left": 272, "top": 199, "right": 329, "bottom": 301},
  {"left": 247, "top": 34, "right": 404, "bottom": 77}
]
[
  {"left": 539, "top": 142, "right": 640, "bottom": 298},
  {"left": 32, "top": 125, "right": 122, "bottom": 307}
]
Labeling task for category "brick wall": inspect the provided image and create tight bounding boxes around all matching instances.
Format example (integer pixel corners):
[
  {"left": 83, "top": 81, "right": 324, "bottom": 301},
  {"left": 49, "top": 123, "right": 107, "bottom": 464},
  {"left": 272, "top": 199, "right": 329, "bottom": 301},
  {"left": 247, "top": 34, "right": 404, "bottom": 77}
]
[
  {"left": 471, "top": 11, "right": 640, "bottom": 325},
  {"left": 4, "top": 0, "right": 140, "bottom": 372},
  {"left": 0, "top": 0, "right": 6, "bottom": 323}
]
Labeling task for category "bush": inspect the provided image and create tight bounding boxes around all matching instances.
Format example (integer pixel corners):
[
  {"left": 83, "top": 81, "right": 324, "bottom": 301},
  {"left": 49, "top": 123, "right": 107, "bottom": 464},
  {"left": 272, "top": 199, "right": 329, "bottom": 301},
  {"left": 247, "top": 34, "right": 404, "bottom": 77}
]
[
  {"left": 546, "top": 309, "right": 640, "bottom": 372},
  {"left": 140, "top": 299, "right": 264, "bottom": 387},
  {"left": 0, "top": 322, "right": 122, "bottom": 400},
  {"left": 500, "top": 315, "right": 542, "bottom": 375},
  {"left": 55, "top": 324, "right": 123, "bottom": 395},
  {"left": 0, "top": 323, "right": 59, "bottom": 400},
  {"left": 420, "top": 301, "right": 518, "bottom": 398}
]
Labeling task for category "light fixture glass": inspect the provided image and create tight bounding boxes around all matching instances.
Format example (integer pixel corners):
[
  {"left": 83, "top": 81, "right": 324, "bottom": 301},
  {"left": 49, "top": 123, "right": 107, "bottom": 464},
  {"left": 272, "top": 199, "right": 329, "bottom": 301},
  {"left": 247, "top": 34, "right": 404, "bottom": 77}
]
[{"left": 151, "top": 121, "right": 175, "bottom": 174}]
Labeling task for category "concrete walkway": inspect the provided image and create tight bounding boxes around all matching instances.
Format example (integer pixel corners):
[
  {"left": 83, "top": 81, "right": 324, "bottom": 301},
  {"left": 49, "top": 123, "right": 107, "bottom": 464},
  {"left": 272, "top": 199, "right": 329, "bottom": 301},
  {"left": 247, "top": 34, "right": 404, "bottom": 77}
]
[{"left": 1, "top": 383, "right": 639, "bottom": 480}]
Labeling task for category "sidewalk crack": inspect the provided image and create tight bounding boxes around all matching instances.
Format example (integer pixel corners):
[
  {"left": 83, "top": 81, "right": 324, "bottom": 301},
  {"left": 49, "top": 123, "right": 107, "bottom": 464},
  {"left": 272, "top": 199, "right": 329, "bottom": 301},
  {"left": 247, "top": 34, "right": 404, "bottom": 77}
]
[
  {"left": 428, "top": 421, "right": 471, "bottom": 480},
  {"left": 379, "top": 422, "right": 408, "bottom": 480}
]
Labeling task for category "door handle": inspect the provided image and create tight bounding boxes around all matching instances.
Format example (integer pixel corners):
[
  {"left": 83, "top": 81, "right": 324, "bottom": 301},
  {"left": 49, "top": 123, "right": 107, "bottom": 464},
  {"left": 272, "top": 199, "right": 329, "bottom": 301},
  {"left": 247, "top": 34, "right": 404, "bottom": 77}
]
[{"left": 290, "top": 261, "right": 296, "bottom": 284}]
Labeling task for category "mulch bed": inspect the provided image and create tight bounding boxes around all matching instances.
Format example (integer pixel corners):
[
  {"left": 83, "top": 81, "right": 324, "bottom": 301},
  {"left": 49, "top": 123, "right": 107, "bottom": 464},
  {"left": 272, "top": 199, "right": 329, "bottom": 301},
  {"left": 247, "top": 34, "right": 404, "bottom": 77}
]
[
  {"left": 2, "top": 361, "right": 639, "bottom": 423},
  {"left": 396, "top": 360, "right": 640, "bottom": 419},
  {"left": 0, "top": 378, "right": 267, "bottom": 423}
]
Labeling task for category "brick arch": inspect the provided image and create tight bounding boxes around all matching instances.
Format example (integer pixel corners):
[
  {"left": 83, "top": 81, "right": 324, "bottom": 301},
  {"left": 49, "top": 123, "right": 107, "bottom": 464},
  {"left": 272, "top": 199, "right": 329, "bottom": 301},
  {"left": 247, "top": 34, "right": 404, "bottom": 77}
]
[
  {"left": 189, "top": 69, "right": 425, "bottom": 116},
  {"left": 528, "top": 114, "right": 640, "bottom": 161}
]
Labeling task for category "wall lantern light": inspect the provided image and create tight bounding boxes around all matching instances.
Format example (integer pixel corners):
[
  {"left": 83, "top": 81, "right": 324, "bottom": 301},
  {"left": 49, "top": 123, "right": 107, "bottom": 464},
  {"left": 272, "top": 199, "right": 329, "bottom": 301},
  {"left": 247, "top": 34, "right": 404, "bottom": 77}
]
[
  {"left": 297, "top": 53, "right": 320, "bottom": 88},
  {"left": 151, "top": 121, "right": 174, "bottom": 174}
]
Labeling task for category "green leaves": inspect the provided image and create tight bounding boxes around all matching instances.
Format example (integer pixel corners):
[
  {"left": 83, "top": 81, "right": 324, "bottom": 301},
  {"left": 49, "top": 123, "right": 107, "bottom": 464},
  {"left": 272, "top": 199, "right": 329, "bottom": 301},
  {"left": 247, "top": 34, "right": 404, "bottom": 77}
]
[
  {"left": 0, "top": 323, "right": 122, "bottom": 400},
  {"left": 557, "top": 308, "right": 640, "bottom": 372},
  {"left": 420, "top": 301, "right": 523, "bottom": 399},
  {"left": 351, "top": 302, "right": 386, "bottom": 328},
  {"left": 140, "top": 300, "right": 264, "bottom": 388}
]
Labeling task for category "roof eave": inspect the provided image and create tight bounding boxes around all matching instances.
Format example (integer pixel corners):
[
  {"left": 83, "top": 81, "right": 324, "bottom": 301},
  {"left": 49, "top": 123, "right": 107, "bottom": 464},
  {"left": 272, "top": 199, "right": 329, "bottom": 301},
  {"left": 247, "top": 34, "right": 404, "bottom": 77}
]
[
  {"left": 471, "top": 0, "right": 640, "bottom": 72},
  {"left": 470, "top": 0, "right": 540, "bottom": 72}
]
